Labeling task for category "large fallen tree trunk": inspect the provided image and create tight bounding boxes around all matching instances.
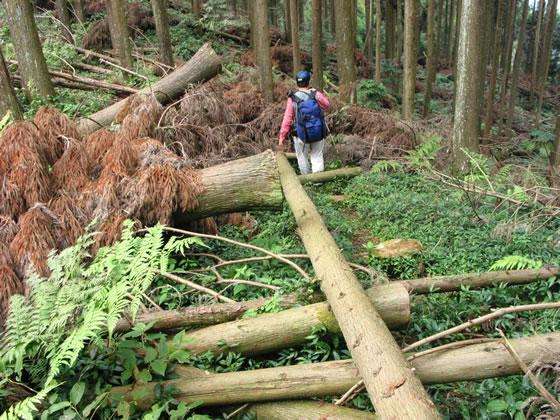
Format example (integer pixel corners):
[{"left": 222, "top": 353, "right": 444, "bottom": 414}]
[
  {"left": 172, "top": 283, "right": 409, "bottom": 356},
  {"left": 245, "top": 401, "right": 376, "bottom": 419},
  {"left": 179, "top": 150, "right": 283, "bottom": 221},
  {"left": 275, "top": 153, "right": 439, "bottom": 418},
  {"left": 112, "top": 332, "right": 560, "bottom": 408},
  {"left": 76, "top": 43, "right": 221, "bottom": 135},
  {"left": 115, "top": 266, "right": 559, "bottom": 333}
]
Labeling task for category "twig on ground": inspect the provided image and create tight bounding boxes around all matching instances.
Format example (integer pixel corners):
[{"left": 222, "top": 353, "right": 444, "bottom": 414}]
[
  {"left": 224, "top": 403, "right": 249, "bottom": 419},
  {"left": 159, "top": 227, "right": 311, "bottom": 281},
  {"left": 157, "top": 270, "right": 236, "bottom": 303},
  {"left": 402, "top": 302, "right": 560, "bottom": 353},
  {"left": 497, "top": 329, "right": 560, "bottom": 413},
  {"left": 335, "top": 379, "right": 366, "bottom": 406},
  {"left": 406, "top": 338, "right": 498, "bottom": 361}
]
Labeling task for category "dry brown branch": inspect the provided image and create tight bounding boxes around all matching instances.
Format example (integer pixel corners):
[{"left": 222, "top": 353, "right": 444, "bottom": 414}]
[
  {"left": 158, "top": 227, "right": 311, "bottom": 281},
  {"left": 157, "top": 269, "right": 235, "bottom": 303},
  {"left": 497, "top": 329, "right": 560, "bottom": 413},
  {"left": 334, "top": 380, "right": 366, "bottom": 406},
  {"left": 402, "top": 302, "right": 560, "bottom": 352},
  {"left": 406, "top": 338, "right": 498, "bottom": 362}
]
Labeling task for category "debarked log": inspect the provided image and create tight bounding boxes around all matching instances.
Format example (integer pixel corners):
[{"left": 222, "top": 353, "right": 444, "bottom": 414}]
[
  {"left": 245, "top": 401, "right": 376, "bottom": 419},
  {"left": 298, "top": 167, "right": 362, "bottom": 184},
  {"left": 77, "top": 43, "right": 222, "bottom": 135},
  {"left": 171, "top": 283, "right": 410, "bottom": 356},
  {"left": 111, "top": 332, "right": 560, "bottom": 408}
]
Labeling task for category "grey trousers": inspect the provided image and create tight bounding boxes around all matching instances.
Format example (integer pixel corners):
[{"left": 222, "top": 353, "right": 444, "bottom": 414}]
[{"left": 293, "top": 137, "right": 325, "bottom": 175}]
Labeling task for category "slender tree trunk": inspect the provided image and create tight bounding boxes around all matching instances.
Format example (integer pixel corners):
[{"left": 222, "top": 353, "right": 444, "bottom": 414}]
[
  {"left": 535, "top": 0, "right": 557, "bottom": 126},
  {"left": 229, "top": 0, "right": 238, "bottom": 16},
  {"left": 364, "top": 0, "right": 372, "bottom": 73},
  {"left": 403, "top": 0, "right": 419, "bottom": 120},
  {"left": 107, "top": 0, "right": 134, "bottom": 70},
  {"left": 482, "top": 0, "right": 505, "bottom": 138},
  {"left": 396, "top": 0, "right": 403, "bottom": 64},
  {"left": 73, "top": 0, "right": 85, "bottom": 22},
  {"left": 311, "top": 0, "right": 324, "bottom": 88},
  {"left": 55, "top": 0, "right": 73, "bottom": 42},
  {"left": 451, "top": 0, "right": 462, "bottom": 75},
  {"left": 299, "top": 0, "right": 305, "bottom": 31},
  {"left": 254, "top": 0, "right": 274, "bottom": 102},
  {"left": 385, "top": 0, "right": 397, "bottom": 60},
  {"left": 284, "top": 0, "right": 293, "bottom": 42},
  {"left": 192, "top": 0, "right": 203, "bottom": 15},
  {"left": 248, "top": 2, "right": 256, "bottom": 48},
  {"left": 375, "top": 0, "right": 382, "bottom": 81},
  {"left": 448, "top": 0, "right": 456, "bottom": 62},
  {"left": 334, "top": 0, "right": 357, "bottom": 103},
  {"left": 423, "top": 0, "right": 437, "bottom": 117},
  {"left": 3, "top": 0, "right": 55, "bottom": 99},
  {"left": 549, "top": 116, "right": 560, "bottom": 183},
  {"left": 452, "top": 0, "right": 484, "bottom": 172},
  {"left": 437, "top": 0, "right": 445, "bottom": 64},
  {"left": 506, "top": 0, "right": 529, "bottom": 133},
  {"left": 290, "top": 0, "right": 302, "bottom": 74},
  {"left": 532, "top": 0, "right": 545, "bottom": 102},
  {"left": 496, "top": 0, "right": 517, "bottom": 133},
  {"left": 275, "top": 153, "right": 440, "bottom": 418},
  {"left": 350, "top": 0, "right": 357, "bottom": 46},
  {"left": 0, "top": 47, "right": 22, "bottom": 120},
  {"left": 330, "top": 0, "right": 336, "bottom": 35},
  {"left": 150, "top": 0, "right": 175, "bottom": 67}
]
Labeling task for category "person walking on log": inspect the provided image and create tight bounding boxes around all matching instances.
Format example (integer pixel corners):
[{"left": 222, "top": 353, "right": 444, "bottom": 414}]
[{"left": 278, "top": 70, "right": 330, "bottom": 174}]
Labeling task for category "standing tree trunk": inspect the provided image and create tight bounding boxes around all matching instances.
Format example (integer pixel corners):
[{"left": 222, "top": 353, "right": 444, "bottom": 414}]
[
  {"left": 73, "top": 0, "right": 85, "bottom": 22},
  {"left": 396, "top": 0, "right": 404, "bottom": 64},
  {"left": 506, "top": 0, "right": 529, "bottom": 133},
  {"left": 290, "top": 0, "right": 302, "bottom": 74},
  {"left": 452, "top": 0, "right": 484, "bottom": 172},
  {"left": 3, "top": 0, "right": 55, "bottom": 99},
  {"left": 311, "top": 0, "right": 324, "bottom": 88},
  {"left": 385, "top": 0, "right": 397, "bottom": 60},
  {"left": 330, "top": 0, "right": 336, "bottom": 35},
  {"left": 535, "top": 0, "right": 557, "bottom": 126},
  {"left": 423, "top": 0, "right": 437, "bottom": 117},
  {"left": 482, "top": 0, "right": 505, "bottom": 139},
  {"left": 150, "top": 0, "right": 175, "bottom": 67},
  {"left": 229, "top": 0, "right": 238, "bottom": 16},
  {"left": 364, "top": 0, "right": 372, "bottom": 74},
  {"left": 549, "top": 116, "right": 560, "bottom": 183},
  {"left": 254, "top": 0, "right": 274, "bottom": 102},
  {"left": 334, "top": 0, "right": 357, "bottom": 103},
  {"left": 192, "top": 0, "right": 203, "bottom": 16},
  {"left": 532, "top": 0, "right": 545, "bottom": 103},
  {"left": 107, "top": 0, "right": 134, "bottom": 70},
  {"left": 375, "top": 0, "right": 382, "bottom": 81},
  {"left": 496, "top": 0, "right": 517, "bottom": 133},
  {"left": 55, "top": 0, "right": 73, "bottom": 42},
  {"left": 403, "top": 0, "right": 419, "bottom": 120},
  {"left": 284, "top": 0, "right": 292, "bottom": 42},
  {"left": 276, "top": 153, "right": 440, "bottom": 418},
  {"left": 0, "top": 47, "right": 22, "bottom": 120}
]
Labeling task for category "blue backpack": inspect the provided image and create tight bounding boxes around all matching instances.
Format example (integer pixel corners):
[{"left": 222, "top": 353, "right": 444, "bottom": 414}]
[{"left": 290, "top": 90, "right": 327, "bottom": 143}]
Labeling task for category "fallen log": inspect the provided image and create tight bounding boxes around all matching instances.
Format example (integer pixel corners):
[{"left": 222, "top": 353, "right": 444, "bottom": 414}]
[
  {"left": 71, "top": 62, "right": 113, "bottom": 75},
  {"left": 8, "top": 59, "right": 138, "bottom": 94},
  {"left": 112, "top": 332, "right": 560, "bottom": 408},
  {"left": 76, "top": 43, "right": 221, "bottom": 135},
  {"left": 179, "top": 150, "right": 283, "bottom": 221},
  {"left": 245, "top": 401, "right": 376, "bottom": 419},
  {"left": 115, "top": 266, "right": 559, "bottom": 333},
  {"left": 275, "top": 153, "right": 439, "bottom": 418},
  {"left": 172, "top": 283, "right": 409, "bottom": 356},
  {"left": 401, "top": 266, "right": 560, "bottom": 294},
  {"left": 72, "top": 46, "right": 121, "bottom": 65},
  {"left": 298, "top": 167, "right": 362, "bottom": 184},
  {"left": 12, "top": 74, "right": 98, "bottom": 92}
]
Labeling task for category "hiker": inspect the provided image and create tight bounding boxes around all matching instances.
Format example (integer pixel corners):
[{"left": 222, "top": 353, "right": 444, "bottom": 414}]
[{"left": 278, "top": 70, "right": 330, "bottom": 175}]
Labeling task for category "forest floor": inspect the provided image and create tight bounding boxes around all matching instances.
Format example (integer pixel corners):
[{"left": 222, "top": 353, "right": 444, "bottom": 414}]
[{"left": 1, "top": 3, "right": 560, "bottom": 419}]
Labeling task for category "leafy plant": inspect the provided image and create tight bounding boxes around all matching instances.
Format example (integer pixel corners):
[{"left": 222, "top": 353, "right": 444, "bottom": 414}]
[
  {"left": 490, "top": 255, "right": 542, "bottom": 271},
  {"left": 370, "top": 160, "right": 403, "bottom": 174},
  {"left": 407, "top": 134, "right": 442, "bottom": 169},
  {"left": 357, "top": 79, "right": 389, "bottom": 110}
]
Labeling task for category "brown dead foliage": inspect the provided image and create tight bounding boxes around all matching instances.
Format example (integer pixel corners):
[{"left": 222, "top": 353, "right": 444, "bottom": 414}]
[
  {"left": 0, "top": 177, "right": 25, "bottom": 220},
  {"left": 34, "top": 107, "right": 80, "bottom": 164},
  {"left": 8, "top": 154, "right": 52, "bottom": 210},
  {"left": 0, "top": 216, "right": 19, "bottom": 245},
  {"left": 0, "top": 264, "right": 23, "bottom": 324},
  {"left": 0, "top": 122, "right": 48, "bottom": 173},
  {"left": 50, "top": 195, "right": 90, "bottom": 248},
  {"left": 240, "top": 46, "right": 311, "bottom": 75},
  {"left": 51, "top": 139, "right": 91, "bottom": 192},
  {"left": 223, "top": 81, "right": 265, "bottom": 123},
  {"left": 10, "top": 204, "right": 60, "bottom": 278},
  {"left": 117, "top": 94, "right": 163, "bottom": 141},
  {"left": 82, "top": 2, "right": 154, "bottom": 50}
]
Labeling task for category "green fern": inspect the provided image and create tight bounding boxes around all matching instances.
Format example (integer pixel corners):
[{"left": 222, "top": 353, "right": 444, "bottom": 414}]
[
  {"left": 0, "top": 221, "right": 204, "bottom": 417},
  {"left": 407, "top": 135, "right": 442, "bottom": 169},
  {"left": 370, "top": 160, "right": 403, "bottom": 174},
  {"left": 490, "top": 255, "right": 542, "bottom": 271}
]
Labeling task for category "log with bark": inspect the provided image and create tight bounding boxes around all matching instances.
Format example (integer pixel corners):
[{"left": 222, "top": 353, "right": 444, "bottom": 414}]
[
  {"left": 77, "top": 43, "right": 222, "bottom": 135},
  {"left": 275, "top": 153, "right": 439, "bottom": 418},
  {"left": 115, "top": 266, "right": 559, "bottom": 333},
  {"left": 171, "top": 283, "right": 410, "bottom": 356},
  {"left": 245, "top": 401, "right": 376, "bottom": 419},
  {"left": 298, "top": 167, "right": 362, "bottom": 184},
  {"left": 111, "top": 332, "right": 560, "bottom": 408}
]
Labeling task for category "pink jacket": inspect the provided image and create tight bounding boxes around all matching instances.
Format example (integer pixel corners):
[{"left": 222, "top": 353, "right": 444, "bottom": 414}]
[{"left": 278, "top": 89, "right": 330, "bottom": 142}]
